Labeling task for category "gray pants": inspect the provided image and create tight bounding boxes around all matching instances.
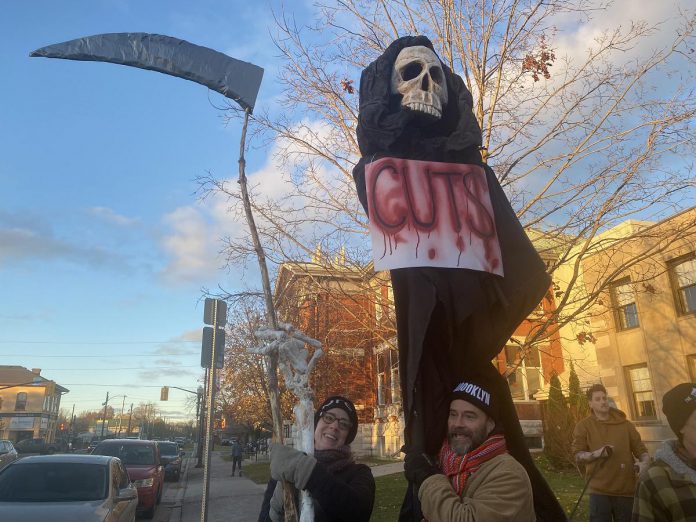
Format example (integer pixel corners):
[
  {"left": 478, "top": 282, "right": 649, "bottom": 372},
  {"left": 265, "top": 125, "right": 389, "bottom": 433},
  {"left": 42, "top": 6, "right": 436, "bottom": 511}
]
[
  {"left": 232, "top": 456, "right": 242, "bottom": 474},
  {"left": 589, "top": 494, "right": 633, "bottom": 522}
]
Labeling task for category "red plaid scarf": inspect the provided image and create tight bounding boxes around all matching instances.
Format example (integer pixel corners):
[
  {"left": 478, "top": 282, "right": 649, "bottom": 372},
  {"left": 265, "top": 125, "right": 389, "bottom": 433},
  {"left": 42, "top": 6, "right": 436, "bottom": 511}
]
[{"left": 438, "top": 434, "right": 508, "bottom": 496}]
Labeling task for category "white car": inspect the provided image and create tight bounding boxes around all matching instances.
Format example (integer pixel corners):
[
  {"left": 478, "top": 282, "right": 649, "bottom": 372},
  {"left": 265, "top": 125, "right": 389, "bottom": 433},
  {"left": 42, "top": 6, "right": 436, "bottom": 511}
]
[
  {"left": 0, "top": 440, "right": 18, "bottom": 471},
  {"left": 0, "top": 454, "right": 138, "bottom": 522}
]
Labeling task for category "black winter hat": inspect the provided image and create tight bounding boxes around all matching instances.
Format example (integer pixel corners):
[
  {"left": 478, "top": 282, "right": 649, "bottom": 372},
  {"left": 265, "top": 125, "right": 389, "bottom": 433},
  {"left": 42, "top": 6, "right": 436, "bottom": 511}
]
[
  {"left": 450, "top": 376, "right": 500, "bottom": 424},
  {"left": 314, "top": 395, "right": 359, "bottom": 445},
  {"left": 663, "top": 383, "right": 696, "bottom": 438}
]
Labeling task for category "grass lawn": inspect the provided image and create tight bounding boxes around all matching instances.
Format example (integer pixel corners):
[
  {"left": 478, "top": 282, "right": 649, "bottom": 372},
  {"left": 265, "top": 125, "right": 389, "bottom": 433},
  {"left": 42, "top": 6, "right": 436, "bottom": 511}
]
[
  {"left": 243, "top": 461, "right": 273, "bottom": 485},
  {"left": 235, "top": 452, "right": 588, "bottom": 521}
]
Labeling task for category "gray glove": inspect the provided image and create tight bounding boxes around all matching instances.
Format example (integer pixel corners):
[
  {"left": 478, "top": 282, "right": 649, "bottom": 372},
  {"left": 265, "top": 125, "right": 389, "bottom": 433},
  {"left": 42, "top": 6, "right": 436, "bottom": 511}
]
[
  {"left": 270, "top": 443, "right": 317, "bottom": 489},
  {"left": 269, "top": 482, "right": 284, "bottom": 522}
]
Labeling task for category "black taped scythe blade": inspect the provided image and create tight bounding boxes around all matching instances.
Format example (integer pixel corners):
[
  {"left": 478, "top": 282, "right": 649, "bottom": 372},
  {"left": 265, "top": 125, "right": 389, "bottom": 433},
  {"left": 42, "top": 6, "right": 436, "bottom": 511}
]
[{"left": 30, "top": 32, "right": 263, "bottom": 112}]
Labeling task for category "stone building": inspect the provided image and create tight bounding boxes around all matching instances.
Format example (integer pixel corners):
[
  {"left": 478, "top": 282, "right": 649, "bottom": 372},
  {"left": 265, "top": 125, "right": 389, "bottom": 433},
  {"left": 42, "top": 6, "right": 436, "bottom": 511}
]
[
  {"left": 577, "top": 207, "right": 696, "bottom": 451},
  {"left": 0, "top": 366, "right": 68, "bottom": 443}
]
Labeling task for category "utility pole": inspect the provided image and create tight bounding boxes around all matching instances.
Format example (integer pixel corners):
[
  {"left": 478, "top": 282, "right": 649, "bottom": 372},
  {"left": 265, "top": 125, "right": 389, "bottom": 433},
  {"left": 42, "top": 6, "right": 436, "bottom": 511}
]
[
  {"left": 101, "top": 392, "right": 109, "bottom": 438},
  {"left": 127, "top": 403, "right": 133, "bottom": 436},
  {"left": 196, "top": 385, "right": 204, "bottom": 467},
  {"left": 68, "top": 403, "right": 75, "bottom": 451},
  {"left": 117, "top": 395, "right": 126, "bottom": 435},
  {"left": 196, "top": 370, "right": 208, "bottom": 468}
]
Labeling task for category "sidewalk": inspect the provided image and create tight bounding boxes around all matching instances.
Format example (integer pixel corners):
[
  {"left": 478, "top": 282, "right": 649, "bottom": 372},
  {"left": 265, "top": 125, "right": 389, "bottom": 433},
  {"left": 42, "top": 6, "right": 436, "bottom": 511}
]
[
  {"left": 172, "top": 450, "right": 266, "bottom": 522},
  {"left": 168, "top": 450, "right": 404, "bottom": 521}
]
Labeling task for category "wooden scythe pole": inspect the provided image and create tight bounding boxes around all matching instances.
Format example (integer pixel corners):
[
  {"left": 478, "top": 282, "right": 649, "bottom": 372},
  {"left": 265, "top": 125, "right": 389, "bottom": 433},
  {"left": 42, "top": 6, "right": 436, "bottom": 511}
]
[{"left": 237, "top": 108, "right": 298, "bottom": 522}]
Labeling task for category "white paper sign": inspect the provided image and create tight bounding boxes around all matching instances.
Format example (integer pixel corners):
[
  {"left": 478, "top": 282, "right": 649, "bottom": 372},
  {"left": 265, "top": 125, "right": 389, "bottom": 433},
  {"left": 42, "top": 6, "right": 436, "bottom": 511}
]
[
  {"left": 365, "top": 157, "right": 503, "bottom": 275},
  {"left": 9, "top": 417, "right": 35, "bottom": 430}
]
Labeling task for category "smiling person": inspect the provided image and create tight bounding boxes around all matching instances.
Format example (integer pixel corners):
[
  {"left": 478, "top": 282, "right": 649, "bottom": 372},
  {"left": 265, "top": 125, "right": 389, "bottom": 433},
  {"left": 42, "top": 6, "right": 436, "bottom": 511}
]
[
  {"left": 403, "top": 376, "right": 535, "bottom": 521},
  {"left": 258, "top": 396, "right": 375, "bottom": 522}
]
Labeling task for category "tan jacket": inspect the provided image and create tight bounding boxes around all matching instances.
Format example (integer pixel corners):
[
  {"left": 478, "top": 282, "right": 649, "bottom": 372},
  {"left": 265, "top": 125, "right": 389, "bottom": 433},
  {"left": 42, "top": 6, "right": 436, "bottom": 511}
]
[
  {"left": 571, "top": 408, "right": 647, "bottom": 497},
  {"left": 418, "top": 453, "right": 535, "bottom": 522}
]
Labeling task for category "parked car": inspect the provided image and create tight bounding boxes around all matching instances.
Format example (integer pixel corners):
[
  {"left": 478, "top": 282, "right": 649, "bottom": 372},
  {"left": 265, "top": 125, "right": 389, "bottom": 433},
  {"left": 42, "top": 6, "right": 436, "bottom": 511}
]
[
  {"left": 92, "top": 439, "right": 164, "bottom": 519},
  {"left": 0, "top": 454, "right": 138, "bottom": 521},
  {"left": 0, "top": 440, "right": 18, "bottom": 470},
  {"left": 158, "top": 441, "right": 184, "bottom": 481},
  {"left": 14, "top": 438, "right": 68, "bottom": 455}
]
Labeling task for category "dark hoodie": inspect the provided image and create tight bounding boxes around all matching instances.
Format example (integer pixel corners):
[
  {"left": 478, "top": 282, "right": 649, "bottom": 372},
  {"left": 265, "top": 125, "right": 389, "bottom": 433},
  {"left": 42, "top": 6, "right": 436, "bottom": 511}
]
[
  {"left": 352, "top": 36, "right": 564, "bottom": 521},
  {"left": 571, "top": 407, "right": 648, "bottom": 496}
]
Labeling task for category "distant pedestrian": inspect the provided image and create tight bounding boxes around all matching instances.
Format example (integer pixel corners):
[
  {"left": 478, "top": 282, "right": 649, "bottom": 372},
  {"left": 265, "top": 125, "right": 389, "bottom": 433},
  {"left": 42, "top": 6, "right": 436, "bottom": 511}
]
[
  {"left": 632, "top": 383, "right": 696, "bottom": 521},
  {"left": 572, "top": 383, "right": 650, "bottom": 522},
  {"left": 231, "top": 440, "right": 243, "bottom": 477}
]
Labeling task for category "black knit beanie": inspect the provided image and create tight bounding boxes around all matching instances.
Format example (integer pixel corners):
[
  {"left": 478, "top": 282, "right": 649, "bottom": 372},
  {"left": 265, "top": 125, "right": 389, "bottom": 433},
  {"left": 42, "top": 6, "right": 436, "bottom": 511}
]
[
  {"left": 663, "top": 383, "right": 696, "bottom": 439},
  {"left": 450, "top": 377, "right": 500, "bottom": 424},
  {"left": 314, "top": 395, "right": 359, "bottom": 444}
]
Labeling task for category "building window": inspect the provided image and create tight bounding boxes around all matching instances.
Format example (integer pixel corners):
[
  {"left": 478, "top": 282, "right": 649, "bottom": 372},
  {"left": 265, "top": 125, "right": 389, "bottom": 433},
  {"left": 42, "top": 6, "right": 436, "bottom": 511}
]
[
  {"left": 687, "top": 355, "right": 696, "bottom": 382},
  {"left": 669, "top": 254, "right": 696, "bottom": 315},
  {"left": 505, "top": 345, "right": 544, "bottom": 400},
  {"left": 15, "top": 392, "right": 27, "bottom": 411},
  {"left": 625, "top": 365, "right": 656, "bottom": 420},
  {"left": 376, "top": 348, "right": 400, "bottom": 406},
  {"left": 610, "top": 279, "right": 640, "bottom": 330}
]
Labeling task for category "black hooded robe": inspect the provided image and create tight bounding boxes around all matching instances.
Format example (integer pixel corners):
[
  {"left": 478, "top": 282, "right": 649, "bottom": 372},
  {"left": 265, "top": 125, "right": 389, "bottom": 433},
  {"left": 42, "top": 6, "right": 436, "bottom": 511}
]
[{"left": 352, "top": 36, "right": 566, "bottom": 521}]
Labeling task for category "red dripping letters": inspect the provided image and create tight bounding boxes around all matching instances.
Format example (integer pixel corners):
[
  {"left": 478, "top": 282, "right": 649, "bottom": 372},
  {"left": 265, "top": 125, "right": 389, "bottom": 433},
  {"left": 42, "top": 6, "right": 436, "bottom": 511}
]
[{"left": 365, "top": 157, "right": 502, "bottom": 275}]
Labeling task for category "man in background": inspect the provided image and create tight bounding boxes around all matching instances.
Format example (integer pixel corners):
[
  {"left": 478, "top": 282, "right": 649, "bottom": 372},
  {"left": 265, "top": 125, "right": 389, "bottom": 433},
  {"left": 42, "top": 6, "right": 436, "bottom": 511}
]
[
  {"left": 572, "top": 383, "right": 650, "bottom": 521},
  {"left": 231, "top": 439, "right": 243, "bottom": 477}
]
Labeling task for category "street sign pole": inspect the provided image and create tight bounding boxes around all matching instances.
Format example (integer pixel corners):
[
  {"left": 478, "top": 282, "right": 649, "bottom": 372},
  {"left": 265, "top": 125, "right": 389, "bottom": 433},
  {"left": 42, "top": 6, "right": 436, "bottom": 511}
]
[{"left": 201, "top": 298, "right": 225, "bottom": 522}]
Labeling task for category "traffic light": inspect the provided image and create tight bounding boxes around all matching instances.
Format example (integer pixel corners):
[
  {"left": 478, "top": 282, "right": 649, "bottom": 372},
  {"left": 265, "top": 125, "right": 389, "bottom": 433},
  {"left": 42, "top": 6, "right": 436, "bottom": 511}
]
[
  {"left": 160, "top": 386, "right": 169, "bottom": 401},
  {"left": 59, "top": 422, "right": 65, "bottom": 430}
]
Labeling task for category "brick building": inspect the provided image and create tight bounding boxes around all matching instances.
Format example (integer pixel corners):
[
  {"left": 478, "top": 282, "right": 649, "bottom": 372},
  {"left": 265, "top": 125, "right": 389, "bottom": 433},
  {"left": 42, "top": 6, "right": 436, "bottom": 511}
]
[
  {"left": 274, "top": 252, "right": 393, "bottom": 453},
  {"left": 273, "top": 247, "right": 557, "bottom": 454}
]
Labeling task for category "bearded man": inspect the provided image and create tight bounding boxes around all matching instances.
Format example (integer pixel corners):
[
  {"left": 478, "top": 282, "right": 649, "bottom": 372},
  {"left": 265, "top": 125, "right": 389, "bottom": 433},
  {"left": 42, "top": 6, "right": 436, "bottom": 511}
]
[{"left": 404, "top": 376, "right": 535, "bottom": 521}]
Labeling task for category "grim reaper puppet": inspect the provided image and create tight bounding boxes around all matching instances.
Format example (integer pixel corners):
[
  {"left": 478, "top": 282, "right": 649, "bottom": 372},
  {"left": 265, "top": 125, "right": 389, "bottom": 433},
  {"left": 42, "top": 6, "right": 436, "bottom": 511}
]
[{"left": 352, "top": 36, "right": 565, "bottom": 521}]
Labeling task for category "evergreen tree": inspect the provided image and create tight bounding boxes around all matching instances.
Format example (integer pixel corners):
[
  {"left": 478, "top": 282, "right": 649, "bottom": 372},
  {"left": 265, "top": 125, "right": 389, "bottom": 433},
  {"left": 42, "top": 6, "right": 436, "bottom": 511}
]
[
  {"left": 543, "top": 372, "right": 575, "bottom": 469},
  {"left": 568, "top": 361, "right": 589, "bottom": 420}
]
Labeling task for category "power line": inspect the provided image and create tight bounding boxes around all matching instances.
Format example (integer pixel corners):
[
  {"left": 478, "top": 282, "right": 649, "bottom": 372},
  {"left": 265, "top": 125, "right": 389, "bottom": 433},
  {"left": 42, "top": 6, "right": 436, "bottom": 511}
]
[
  {"left": 30, "top": 366, "right": 200, "bottom": 371},
  {"left": 0, "top": 340, "right": 199, "bottom": 345},
  {"left": 0, "top": 354, "right": 197, "bottom": 358}
]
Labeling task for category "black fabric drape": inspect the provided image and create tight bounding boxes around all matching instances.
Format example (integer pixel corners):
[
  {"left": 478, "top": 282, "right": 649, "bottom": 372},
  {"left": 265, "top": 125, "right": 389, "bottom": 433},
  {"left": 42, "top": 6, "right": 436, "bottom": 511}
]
[{"left": 353, "top": 36, "right": 566, "bottom": 521}]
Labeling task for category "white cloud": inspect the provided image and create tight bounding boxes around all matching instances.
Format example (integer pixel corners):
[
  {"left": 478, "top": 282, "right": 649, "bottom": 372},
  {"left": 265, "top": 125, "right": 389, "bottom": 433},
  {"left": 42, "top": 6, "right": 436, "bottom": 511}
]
[
  {"left": 0, "top": 211, "right": 127, "bottom": 269},
  {"left": 157, "top": 118, "right": 351, "bottom": 284},
  {"left": 158, "top": 205, "right": 233, "bottom": 284},
  {"left": 87, "top": 206, "right": 140, "bottom": 226},
  {"left": 552, "top": 0, "right": 693, "bottom": 68}
]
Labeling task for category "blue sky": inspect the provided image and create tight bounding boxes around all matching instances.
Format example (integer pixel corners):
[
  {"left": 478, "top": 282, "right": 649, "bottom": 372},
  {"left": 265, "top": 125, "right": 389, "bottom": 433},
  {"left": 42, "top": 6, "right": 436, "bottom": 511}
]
[
  {"left": 2, "top": 0, "right": 694, "bottom": 425},
  {"left": 0, "top": 0, "right": 311, "bottom": 423}
]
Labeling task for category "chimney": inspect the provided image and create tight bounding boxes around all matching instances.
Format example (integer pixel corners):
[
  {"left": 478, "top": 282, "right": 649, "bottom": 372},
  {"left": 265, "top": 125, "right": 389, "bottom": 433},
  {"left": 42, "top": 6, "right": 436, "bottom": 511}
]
[{"left": 31, "top": 368, "right": 41, "bottom": 375}]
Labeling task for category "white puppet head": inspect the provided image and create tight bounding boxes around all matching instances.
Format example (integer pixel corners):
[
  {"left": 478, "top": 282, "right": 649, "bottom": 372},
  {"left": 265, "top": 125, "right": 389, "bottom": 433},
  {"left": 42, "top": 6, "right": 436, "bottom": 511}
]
[{"left": 391, "top": 45, "right": 448, "bottom": 119}]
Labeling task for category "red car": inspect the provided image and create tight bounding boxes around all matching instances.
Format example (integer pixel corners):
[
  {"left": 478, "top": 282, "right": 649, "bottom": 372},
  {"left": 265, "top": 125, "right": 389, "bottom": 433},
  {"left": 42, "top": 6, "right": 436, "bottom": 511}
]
[{"left": 92, "top": 439, "right": 164, "bottom": 519}]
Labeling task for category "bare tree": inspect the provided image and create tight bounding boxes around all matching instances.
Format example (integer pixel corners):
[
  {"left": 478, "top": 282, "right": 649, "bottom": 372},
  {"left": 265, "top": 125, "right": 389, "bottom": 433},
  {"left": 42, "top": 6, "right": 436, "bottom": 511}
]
[
  {"left": 217, "top": 299, "right": 294, "bottom": 430},
  {"left": 200, "top": 0, "right": 696, "bottom": 379}
]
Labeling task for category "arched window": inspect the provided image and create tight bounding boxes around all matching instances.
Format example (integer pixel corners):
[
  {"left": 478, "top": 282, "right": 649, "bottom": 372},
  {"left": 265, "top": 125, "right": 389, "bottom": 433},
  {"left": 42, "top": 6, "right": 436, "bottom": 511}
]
[{"left": 15, "top": 392, "right": 27, "bottom": 411}]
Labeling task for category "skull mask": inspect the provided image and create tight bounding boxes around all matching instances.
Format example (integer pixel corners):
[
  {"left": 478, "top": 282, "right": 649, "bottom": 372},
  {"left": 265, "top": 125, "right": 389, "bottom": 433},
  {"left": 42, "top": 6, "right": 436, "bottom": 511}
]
[{"left": 391, "top": 46, "right": 448, "bottom": 119}]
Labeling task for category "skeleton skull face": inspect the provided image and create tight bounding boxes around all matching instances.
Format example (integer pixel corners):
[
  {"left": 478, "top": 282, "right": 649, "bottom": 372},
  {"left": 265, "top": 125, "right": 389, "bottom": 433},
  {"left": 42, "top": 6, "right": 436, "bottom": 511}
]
[{"left": 391, "top": 46, "right": 448, "bottom": 119}]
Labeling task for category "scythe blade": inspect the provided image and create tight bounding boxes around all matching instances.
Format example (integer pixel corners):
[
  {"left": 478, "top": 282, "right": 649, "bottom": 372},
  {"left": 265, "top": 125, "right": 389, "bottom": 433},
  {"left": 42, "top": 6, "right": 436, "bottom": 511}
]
[{"left": 30, "top": 32, "right": 263, "bottom": 112}]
